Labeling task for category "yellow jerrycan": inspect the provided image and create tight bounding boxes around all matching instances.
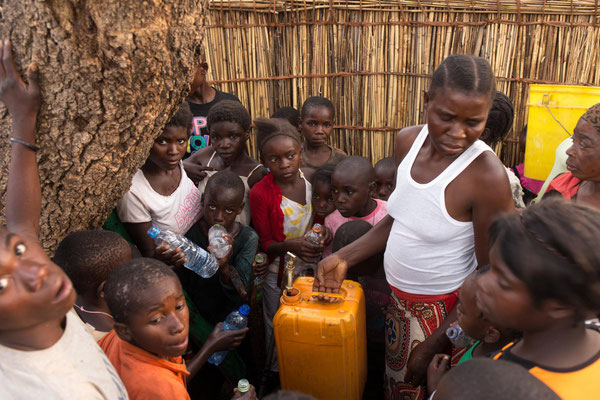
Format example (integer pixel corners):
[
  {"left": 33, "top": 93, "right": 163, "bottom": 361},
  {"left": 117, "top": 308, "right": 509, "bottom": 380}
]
[{"left": 273, "top": 276, "right": 367, "bottom": 400}]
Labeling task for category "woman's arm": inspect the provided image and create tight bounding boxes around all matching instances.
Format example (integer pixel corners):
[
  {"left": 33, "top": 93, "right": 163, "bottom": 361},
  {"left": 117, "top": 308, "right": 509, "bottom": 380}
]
[{"left": 315, "top": 215, "right": 394, "bottom": 294}]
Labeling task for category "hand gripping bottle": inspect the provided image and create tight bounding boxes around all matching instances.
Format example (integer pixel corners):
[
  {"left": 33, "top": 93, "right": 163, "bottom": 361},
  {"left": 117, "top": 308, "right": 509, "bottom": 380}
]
[
  {"left": 147, "top": 227, "right": 219, "bottom": 278},
  {"left": 208, "top": 304, "right": 250, "bottom": 365},
  {"left": 305, "top": 223, "right": 324, "bottom": 245},
  {"left": 446, "top": 324, "right": 474, "bottom": 347},
  {"left": 208, "top": 224, "right": 232, "bottom": 259}
]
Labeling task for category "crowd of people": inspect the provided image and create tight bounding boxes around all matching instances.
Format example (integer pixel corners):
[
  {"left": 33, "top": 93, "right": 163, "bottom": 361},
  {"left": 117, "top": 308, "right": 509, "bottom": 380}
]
[{"left": 1, "top": 38, "right": 599, "bottom": 400}]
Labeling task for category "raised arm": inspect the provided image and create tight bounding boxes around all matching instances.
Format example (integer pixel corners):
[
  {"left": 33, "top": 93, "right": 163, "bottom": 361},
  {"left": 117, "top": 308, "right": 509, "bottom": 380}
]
[{"left": 2, "top": 40, "right": 42, "bottom": 242}]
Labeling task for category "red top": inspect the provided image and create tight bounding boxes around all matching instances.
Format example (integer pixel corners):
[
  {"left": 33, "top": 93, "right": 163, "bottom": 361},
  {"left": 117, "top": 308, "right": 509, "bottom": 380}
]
[
  {"left": 547, "top": 172, "right": 582, "bottom": 201},
  {"left": 98, "top": 330, "right": 190, "bottom": 400},
  {"left": 249, "top": 172, "right": 286, "bottom": 257}
]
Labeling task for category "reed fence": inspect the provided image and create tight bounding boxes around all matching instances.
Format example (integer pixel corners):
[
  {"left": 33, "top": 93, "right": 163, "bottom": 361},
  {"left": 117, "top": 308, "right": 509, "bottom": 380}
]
[{"left": 203, "top": 0, "right": 600, "bottom": 166}]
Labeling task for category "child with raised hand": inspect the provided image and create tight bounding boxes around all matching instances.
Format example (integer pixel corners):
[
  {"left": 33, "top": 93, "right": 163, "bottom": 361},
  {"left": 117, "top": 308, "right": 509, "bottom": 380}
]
[
  {"left": 184, "top": 100, "right": 266, "bottom": 225},
  {"left": 311, "top": 164, "right": 336, "bottom": 225},
  {"left": 0, "top": 40, "right": 127, "bottom": 399},
  {"left": 178, "top": 170, "right": 259, "bottom": 324},
  {"left": 477, "top": 199, "right": 600, "bottom": 400},
  {"left": 118, "top": 102, "right": 202, "bottom": 258},
  {"left": 299, "top": 96, "right": 346, "bottom": 170},
  {"left": 54, "top": 230, "right": 133, "bottom": 340},
  {"left": 100, "top": 258, "right": 248, "bottom": 399},
  {"left": 249, "top": 117, "right": 323, "bottom": 370},
  {"left": 426, "top": 272, "right": 517, "bottom": 394},
  {"left": 324, "top": 156, "right": 387, "bottom": 256},
  {"left": 373, "top": 157, "right": 396, "bottom": 201}
]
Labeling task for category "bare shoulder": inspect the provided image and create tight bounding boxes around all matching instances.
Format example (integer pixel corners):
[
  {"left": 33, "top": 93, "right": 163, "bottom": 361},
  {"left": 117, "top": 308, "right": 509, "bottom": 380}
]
[
  {"left": 186, "top": 145, "right": 214, "bottom": 166},
  {"left": 247, "top": 164, "right": 268, "bottom": 188},
  {"left": 394, "top": 125, "right": 423, "bottom": 164},
  {"left": 466, "top": 149, "right": 514, "bottom": 211},
  {"left": 469, "top": 150, "right": 510, "bottom": 186}
]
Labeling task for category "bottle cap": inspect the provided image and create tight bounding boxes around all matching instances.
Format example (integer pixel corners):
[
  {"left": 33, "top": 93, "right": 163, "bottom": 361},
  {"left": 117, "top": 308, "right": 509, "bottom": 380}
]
[
  {"left": 237, "top": 378, "right": 250, "bottom": 392},
  {"left": 239, "top": 304, "right": 250, "bottom": 316},
  {"left": 312, "top": 223, "right": 323, "bottom": 233},
  {"left": 147, "top": 226, "right": 160, "bottom": 238},
  {"left": 254, "top": 253, "right": 266, "bottom": 264}
]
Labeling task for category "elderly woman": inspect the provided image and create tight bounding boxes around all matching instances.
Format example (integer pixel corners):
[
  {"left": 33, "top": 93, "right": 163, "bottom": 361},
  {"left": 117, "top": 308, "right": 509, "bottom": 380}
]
[{"left": 546, "top": 103, "right": 600, "bottom": 209}]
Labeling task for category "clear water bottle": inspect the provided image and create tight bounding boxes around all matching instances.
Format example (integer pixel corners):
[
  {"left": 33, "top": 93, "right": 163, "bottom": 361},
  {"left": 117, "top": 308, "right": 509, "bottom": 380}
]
[
  {"left": 237, "top": 378, "right": 250, "bottom": 393},
  {"left": 208, "top": 304, "right": 250, "bottom": 365},
  {"left": 306, "top": 223, "right": 324, "bottom": 245},
  {"left": 208, "top": 224, "right": 232, "bottom": 259},
  {"left": 147, "top": 227, "right": 219, "bottom": 278},
  {"left": 446, "top": 324, "right": 473, "bottom": 347}
]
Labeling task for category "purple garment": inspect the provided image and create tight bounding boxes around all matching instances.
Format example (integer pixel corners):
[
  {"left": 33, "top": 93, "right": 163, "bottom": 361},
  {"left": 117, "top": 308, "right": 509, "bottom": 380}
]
[{"left": 515, "top": 163, "right": 544, "bottom": 194}]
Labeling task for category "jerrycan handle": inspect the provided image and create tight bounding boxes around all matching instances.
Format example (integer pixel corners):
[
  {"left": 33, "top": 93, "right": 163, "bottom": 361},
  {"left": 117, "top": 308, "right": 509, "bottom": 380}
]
[{"left": 308, "top": 291, "right": 346, "bottom": 302}]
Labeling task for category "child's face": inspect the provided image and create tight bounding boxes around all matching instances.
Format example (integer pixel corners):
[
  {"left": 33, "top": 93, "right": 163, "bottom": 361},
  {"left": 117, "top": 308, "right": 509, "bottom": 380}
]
[
  {"left": 262, "top": 136, "right": 302, "bottom": 183},
  {"left": 374, "top": 165, "right": 396, "bottom": 201},
  {"left": 331, "top": 169, "right": 372, "bottom": 218},
  {"left": 202, "top": 187, "right": 243, "bottom": 231},
  {"left": 312, "top": 180, "right": 335, "bottom": 219},
  {"left": 300, "top": 106, "right": 333, "bottom": 148},
  {"left": 476, "top": 242, "right": 545, "bottom": 332},
  {"left": 457, "top": 274, "right": 489, "bottom": 340},
  {"left": 210, "top": 121, "right": 248, "bottom": 166},
  {"left": 425, "top": 88, "right": 491, "bottom": 157},
  {"left": 148, "top": 126, "right": 188, "bottom": 171},
  {"left": 0, "top": 231, "right": 76, "bottom": 333},
  {"left": 122, "top": 276, "right": 189, "bottom": 358}
]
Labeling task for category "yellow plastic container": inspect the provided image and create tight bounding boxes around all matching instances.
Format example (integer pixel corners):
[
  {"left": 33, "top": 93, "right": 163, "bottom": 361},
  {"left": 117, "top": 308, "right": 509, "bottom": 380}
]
[
  {"left": 525, "top": 84, "right": 600, "bottom": 180},
  {"left": 273, "top": 277, "right": 367, "bottom": 400}
]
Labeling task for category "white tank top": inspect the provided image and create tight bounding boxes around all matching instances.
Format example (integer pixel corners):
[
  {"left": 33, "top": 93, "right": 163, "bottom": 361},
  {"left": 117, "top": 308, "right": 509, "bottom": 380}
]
[{"left": 384, "top": 125, "right": 493, "bottom": 295}]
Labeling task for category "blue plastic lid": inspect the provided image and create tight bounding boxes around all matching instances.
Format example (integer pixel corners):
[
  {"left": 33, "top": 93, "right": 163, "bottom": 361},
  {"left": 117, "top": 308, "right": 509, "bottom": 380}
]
[
  {"left": 147, "top": 226, "right": 160, "bottom": 238},
  {"left": 239, "top": 304, "right": 250, "bottom": 316}
]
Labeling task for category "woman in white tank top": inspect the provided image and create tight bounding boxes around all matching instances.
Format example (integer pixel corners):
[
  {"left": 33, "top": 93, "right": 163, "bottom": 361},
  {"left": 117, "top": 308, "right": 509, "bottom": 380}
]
[{"left": 315, "top": 55, "right": 515, "bottom": 399}]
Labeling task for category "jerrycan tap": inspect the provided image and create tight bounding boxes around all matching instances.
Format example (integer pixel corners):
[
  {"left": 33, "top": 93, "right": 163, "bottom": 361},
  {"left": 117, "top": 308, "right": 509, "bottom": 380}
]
[{"left": 284, "top": 252, "right": 297, "bottom": 296}]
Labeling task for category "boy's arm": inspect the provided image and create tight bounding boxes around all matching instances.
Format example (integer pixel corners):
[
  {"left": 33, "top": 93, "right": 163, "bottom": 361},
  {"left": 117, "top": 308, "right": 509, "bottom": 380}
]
[
  {"left": 2, "top": 40, "right": 42, "bottom": 241},
  {"left": 231, "top": 229, "right": 258, "bottom": 291}
]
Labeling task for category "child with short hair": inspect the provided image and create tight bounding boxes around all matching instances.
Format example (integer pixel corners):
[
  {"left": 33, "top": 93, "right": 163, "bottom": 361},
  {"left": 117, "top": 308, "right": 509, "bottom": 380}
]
[
  {"left": 271, "top": 106, "right": 300, "bottom": 130},
  {"left": 324, "top": 156, "right": 387, "bottom": 256},
  {"left": 100, "top": 258, "right": 248, "bottom": 399},
  {"left": 477, "top": 199, "right": 600, "bottom": 400},
  {"left": 299, "top": 96, "right": 346, "bottom": 170},
  {"left": 118, "top": 102, "right": 202, "bottom": 257},
  {"left": 54, "top": 230, "right": 133, "bottom": 340},
  {"left": 373, "top": 157, "right": 396, "bottom": 201},
  {"left": 0, "top": 41, "right": 127, "bottom": 399},
  {"left": 185, "top": 100, "right": 266, "bottom": 225},
  {"left": 178, "top": 170, "right": 259, "bottom": 324},
  {"left": 249, "top": 117, "right": 324, "bottom": 370},
  {"left": 432, "top": 359, "right": 560, "bottom": 400},
  {"left": 426, "top": 272, "right": 517, "bottom": 393},
  {"left": 311, "top": 164, "right": 336, "bottom": 225}
]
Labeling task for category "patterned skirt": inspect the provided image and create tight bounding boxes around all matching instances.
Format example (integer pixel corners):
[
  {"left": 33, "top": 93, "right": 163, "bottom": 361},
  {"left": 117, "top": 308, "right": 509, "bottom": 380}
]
[{"left": 384, "top": 288, "right": 461, "bottom": 400}]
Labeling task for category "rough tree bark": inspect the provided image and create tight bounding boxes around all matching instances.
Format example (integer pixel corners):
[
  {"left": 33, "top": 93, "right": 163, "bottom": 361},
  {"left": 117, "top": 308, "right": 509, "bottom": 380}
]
[{"left": 0, "top": 0, "right": 205, "bottom": 250}]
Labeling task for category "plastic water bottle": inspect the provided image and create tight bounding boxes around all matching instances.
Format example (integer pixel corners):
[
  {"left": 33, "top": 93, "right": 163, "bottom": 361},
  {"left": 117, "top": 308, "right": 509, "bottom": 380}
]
[
  {"left": 305, "top": 223, "right": 324, "bottom": 245},
  {"left": 147, "top": 227, "right": 219, "bottom": 278},
  {"left": 446, "top": 324, "right": 473, "bottom": 347},
  {"left": 208, "top": 304, "right": 250, "bottom": 365},
  {"left": 237, "top": 379, "right": 250, "bottom": 393},
  {"left": 208, "top": 224, "right": 231, "bottom": 259}
]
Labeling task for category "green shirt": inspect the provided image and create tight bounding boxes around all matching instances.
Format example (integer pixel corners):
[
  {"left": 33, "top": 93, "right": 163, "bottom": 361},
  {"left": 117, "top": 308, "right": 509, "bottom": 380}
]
[{"left": 457, "top": 340, "right": 481, "bottom": 365}]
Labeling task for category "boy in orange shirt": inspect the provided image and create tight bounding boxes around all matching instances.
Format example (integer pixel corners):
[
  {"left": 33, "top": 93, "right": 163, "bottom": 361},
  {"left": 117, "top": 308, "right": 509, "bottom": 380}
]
[{"left": 99, "top": 258, "right": 248, "bottom": 399}]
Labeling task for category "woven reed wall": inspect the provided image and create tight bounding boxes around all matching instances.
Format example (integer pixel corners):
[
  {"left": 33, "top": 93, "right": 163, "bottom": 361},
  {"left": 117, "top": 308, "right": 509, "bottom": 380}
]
[{"left": 203, "top": 0, "right": 600, "bottom": 166}]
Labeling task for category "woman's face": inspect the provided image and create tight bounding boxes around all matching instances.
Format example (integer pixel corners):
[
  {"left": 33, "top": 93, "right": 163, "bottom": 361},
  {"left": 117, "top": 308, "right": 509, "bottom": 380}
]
[
  {"left": 566, "top": 118, "right": 600, "bottom": 182},
  {"left": 0, "top": 230, "right": 76, "bottom": 334},
  {"left": 425, "top": 88, "right": 491, "bottom": 158}
]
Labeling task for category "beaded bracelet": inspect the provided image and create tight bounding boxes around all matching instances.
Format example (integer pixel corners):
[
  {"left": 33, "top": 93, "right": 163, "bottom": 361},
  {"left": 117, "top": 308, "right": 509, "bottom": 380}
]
[{"left": 10, "top": 137, "right": 39, "bottom": 152}]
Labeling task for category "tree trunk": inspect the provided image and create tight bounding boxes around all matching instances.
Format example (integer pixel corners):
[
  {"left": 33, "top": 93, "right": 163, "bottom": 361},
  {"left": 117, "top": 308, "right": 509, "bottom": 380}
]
[{"left": 0, "top": 0, "right": 205, "bottom": 250}]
